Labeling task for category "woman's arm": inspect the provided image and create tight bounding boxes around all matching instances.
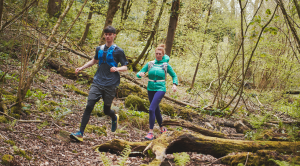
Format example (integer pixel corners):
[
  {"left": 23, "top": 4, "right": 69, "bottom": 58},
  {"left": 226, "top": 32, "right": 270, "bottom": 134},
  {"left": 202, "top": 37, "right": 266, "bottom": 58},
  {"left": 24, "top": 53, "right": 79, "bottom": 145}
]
[
  {"left": 167, "top": 64, "right": 178, "bottom": 85},
  {"left": 136, "top": 62, "right": 149, "bottom": 78}
]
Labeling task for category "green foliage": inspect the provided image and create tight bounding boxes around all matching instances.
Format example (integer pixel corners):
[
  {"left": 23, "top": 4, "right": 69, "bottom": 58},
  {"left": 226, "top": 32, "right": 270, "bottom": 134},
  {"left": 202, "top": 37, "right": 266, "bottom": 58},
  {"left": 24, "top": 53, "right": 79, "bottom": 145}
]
[
  {"left": 91, "top": 102, "right": 105, "bottom": 117},
  {"left": 4, "top": 140, "right": 15, "bottom": 146},
  {"left": 0, "top": 116, "right": 8, "bottom": 123},
  {"left": 13, "top": 146, "right": 32, "bottom": 160},
  {"left": 85, "top": 124, "right": 107, "bottom": 136},
  {"left": 117, "top": 145, "right": 131, "bottom": 166},
  {"left": 51, "top": 107, "right": 72, "bottom": 121},
  {"left": 173, "top": 152, "right": 190, "bottom": 166},
  {"left": 63, "top": 84, "right": 88, "bottom": 96},
  {"left": 269, "top": 159, "right": 299, "bottom": 166},
  {"left": 37, "top": 121, "right": 50, "bottom": 129},
  {"left": 1, "top": 154, "right": 14, "bottom": 165},
  {"left": 98, "top": 152, "right": 112, "bottom": 166}
]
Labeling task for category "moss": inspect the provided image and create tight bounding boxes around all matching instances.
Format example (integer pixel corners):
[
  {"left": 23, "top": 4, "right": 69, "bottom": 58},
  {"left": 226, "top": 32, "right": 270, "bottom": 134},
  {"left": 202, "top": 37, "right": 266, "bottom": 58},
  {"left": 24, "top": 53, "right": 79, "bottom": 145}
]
[
  {"left": 2, "top": 95, "right": 17, "bottom": 104},
  {"left": 1, "top": 154, "right": 14, "bottom": 165},
  {"left": 39, "top": 105, "right": 55, "bottom": 112},
  {"left": 85, "top": 124, "right": 107, "bottom": 136},
  {"left": 0, "top": 116, "right": 8, "bottom": 123},
  {"left": 160, "top": 103, "right": 176, "bottom": 116},
  {"left": 63, "top": 84, "right": 88, "bottom": 96},
  {"left": 4, "top": 140, "right": 15, "bottom": 146},
  {"left": 178, "top": 108, "right": 197, "bottom": 122},
  {"left": 13, "top": 146, "right": 32, "bottom": 160},
  {"left": 51, "top": 91, "right": 68, "bottom": 98},
  {"left": 0, "top": 102, "right": 8, "bottom": 113},
  {"left": 147, "top": 159, "right": 162, "bottom": 166},
  {"left": 129, "top": 115, "right": 149, "bottom": 130},
  {"left": 44, "top": 100, "right": 59, "bottom": 106},
  {"left": 72, "top": 150, "right": 78, "bottom": 153},
  {"left": 117, "top": 81, "right": 148, "bottom": 99},
  {"left": 125, "top": 95, "right": 150, "bottom": 111},
  {"left": 11, "top": 103, "right": 24, "bottom": 115},
  {"left": 0, "top": 88, "right": 13, "bottom": 95}
]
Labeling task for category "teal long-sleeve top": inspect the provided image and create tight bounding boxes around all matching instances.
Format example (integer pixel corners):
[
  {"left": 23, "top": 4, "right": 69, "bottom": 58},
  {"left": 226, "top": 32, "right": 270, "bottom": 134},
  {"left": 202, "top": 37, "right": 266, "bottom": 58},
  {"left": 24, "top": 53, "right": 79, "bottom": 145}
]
[{"left": 136, "top": 55, "right": 178, "bottom": 92}]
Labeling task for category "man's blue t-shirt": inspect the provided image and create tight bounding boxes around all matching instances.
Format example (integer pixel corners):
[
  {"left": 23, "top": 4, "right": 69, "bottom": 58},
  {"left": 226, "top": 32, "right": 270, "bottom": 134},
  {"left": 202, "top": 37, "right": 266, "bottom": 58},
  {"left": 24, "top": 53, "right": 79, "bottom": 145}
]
[{"left": 93, "top": 45, "right": 128, "bottom": 87}]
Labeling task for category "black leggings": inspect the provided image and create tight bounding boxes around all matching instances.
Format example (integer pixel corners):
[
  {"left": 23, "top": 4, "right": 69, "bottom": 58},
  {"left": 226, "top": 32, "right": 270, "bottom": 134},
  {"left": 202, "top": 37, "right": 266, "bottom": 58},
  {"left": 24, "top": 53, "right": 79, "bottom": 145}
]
[{"left": 80, "top": 100, "right": 116, "bottom": 133}]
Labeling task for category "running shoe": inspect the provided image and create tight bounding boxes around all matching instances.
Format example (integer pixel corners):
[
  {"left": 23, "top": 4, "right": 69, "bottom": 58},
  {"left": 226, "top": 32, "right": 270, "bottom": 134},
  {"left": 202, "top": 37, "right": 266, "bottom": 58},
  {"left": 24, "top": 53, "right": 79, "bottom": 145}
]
[
  {"left": 70, "top": 131, "right": 83, "bottom": 142},
  {"left": 160, "top": 128, "right": 167, "bottom": 134},
  {"left": 145, "top": 132, "right": 154, "bottom": 140},
  {"left": 111, "top": 114, "right": 119, "bottom": 132}
]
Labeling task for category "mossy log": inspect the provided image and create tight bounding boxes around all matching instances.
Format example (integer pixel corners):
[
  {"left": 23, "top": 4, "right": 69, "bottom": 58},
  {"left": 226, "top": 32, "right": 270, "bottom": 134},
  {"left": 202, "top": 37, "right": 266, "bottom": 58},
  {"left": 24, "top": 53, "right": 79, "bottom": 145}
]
[
  {"left": 221, "top": 151, "right": 300, "bottom": 166},
  {"left": 94, "top": 131, "right": 300, "bottom": 166},
  {"left": 162, "top": 119, "right": 227, "bottom": 138},
  {"left": 47, "top": 58, "right": 93, "bottom": 82}
]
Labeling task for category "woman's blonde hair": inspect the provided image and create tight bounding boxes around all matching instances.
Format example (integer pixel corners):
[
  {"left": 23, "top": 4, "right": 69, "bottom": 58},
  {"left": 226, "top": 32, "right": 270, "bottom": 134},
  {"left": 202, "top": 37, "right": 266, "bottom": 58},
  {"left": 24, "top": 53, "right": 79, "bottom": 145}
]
[{"left": 155, "top": 44, "right": 165, "bottom": 55}]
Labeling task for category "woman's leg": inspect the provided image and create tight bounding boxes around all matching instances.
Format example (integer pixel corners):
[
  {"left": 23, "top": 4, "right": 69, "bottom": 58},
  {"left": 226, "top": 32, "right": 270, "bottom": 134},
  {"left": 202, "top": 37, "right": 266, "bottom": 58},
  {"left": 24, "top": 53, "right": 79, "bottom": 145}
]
[{"left": 148, "top": 91, "right": 166, "bottom": 130}]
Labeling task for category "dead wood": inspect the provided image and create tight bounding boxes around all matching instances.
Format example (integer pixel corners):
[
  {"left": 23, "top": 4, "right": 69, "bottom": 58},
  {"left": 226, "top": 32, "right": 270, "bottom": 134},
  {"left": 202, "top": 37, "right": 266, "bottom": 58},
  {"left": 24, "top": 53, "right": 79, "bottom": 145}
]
[
  {"left": 47, "top": 58, "right": 93, "bottom": 82},
  {"left": 162, "top": 119, "right": 227, "bottom": 138},
  {"left": 94, "top": 131, "right": 300, "bottom": 166},
  {"left": 0, "top": 111, "right": 42, "bottom": 123},
  {"left": 234, "top": 120, "right": 250, "bottom": 133}
]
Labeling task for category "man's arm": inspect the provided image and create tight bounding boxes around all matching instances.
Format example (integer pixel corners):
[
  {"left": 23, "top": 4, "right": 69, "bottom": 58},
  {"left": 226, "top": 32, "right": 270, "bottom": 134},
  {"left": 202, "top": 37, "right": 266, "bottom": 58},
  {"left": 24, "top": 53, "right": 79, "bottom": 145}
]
[
  {"left": 110, "top": 65, "right": 127, "bottom": 72},
  {"left": 75, "top": 58, "right": 99, "bottom": 74}
]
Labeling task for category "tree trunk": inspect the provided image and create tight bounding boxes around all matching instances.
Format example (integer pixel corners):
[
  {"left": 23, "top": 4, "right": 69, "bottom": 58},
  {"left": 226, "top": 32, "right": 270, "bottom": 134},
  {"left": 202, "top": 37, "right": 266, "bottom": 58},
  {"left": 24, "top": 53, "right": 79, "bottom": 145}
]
[
  {"left": 94, "top": 131, "right": 300, "bottom": 165},
  {"left": 0, "top": 0, "right": 3, "bottom": 27},
  {"left": 190, "top": 0, "right": 213, "bottom": 90},
  {"left": 293, "top": 0, "right": 300, "bottom": 20},
  {"left": 165, "top": 0, "right": 180, "bottom": 57},
  {"left": 47, "top": 0, "right": 63, "bottom": 18},
  {"left": 78, "top": 0, "right": 96, "bottom": 46},
  {"left": 139, "top": 0, "right": 157, "bottom": 41},
  {"left": 16, "top": 0, "right": 89, "bottom": 107},
  {"left": 277, "top": 0, "right": 300, "bottom": 54},
  {"left": 131, "top": 0, "right": 166, "bottom": 69},
  {"left": 99, "top": 0, "right": 121, "bottom": 45},
  {"left": 115, "top": 0, "right": 132, "bottom": 39}
]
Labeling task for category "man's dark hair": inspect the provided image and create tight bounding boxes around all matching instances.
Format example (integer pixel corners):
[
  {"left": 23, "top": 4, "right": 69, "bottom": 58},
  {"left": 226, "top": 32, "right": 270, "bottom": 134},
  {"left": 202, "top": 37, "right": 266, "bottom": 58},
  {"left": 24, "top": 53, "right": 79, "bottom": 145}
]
[{"left": 103, "top": 25, "right": 116, "bottom": 34}]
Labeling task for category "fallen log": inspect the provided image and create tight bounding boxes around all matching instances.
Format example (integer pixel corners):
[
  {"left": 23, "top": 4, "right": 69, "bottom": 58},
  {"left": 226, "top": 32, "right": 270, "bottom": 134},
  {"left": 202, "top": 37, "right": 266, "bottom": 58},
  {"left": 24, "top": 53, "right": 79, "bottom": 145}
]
[
  {"left": 162, "top": 119, "right": 227, "bottom": 138},
  {"left": 94, "top": 131, "right": 300, "bottom": 165}
]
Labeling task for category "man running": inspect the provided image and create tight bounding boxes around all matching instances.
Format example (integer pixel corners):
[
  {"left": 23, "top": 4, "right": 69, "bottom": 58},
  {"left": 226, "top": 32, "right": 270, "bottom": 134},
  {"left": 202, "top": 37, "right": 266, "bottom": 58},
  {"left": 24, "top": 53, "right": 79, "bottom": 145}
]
[{"left": 70, "top": 26, "right": 128, "bottom": 142}]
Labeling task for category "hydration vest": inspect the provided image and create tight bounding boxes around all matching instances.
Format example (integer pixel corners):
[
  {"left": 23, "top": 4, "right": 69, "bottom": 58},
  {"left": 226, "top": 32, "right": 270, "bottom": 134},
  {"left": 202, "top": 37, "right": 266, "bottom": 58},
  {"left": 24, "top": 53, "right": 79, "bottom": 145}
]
[
  {"left": 148, "top": 60, "right": 168, "bottom": 81},
  {"left": 98, "top": 44, "right": 118, "bottom": 67}
]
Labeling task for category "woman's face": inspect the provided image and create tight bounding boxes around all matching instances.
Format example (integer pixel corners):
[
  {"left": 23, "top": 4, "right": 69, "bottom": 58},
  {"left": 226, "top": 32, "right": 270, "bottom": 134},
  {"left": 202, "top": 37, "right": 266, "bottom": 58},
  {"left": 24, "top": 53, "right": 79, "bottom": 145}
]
[{"left": 155, "top": 50, "right": 163, "bottom": 61}]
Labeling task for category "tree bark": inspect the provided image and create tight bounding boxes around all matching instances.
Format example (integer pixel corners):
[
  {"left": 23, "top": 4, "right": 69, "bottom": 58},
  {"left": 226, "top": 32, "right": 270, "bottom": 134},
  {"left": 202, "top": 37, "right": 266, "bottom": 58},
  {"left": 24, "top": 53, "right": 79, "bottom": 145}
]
[
  {"left": 139, "top": 0, "right": 157, "bottom": 41},
  {"left": 47, "top": 0, "right": 63, "bottom": 18},
  {"left": 165, "top": 0, "right": 180, "bottom": 57},
  {"left": 131, "top": 0, "right": 166, "bottom": 68},
  {"left": 0, "top": 0, "right": 3, "bottom": 27},
  {"left": 190, "top": 0, "right": 213, "bottom": 90},
  {"left": 99, "top": 0, "right": 121, "bottom": 45},
  {"left": 94, "top": 131, "right": 300, "bottom": 163},
  {"left": 78, "top": 0, "right": 96, "bottom": 46}
]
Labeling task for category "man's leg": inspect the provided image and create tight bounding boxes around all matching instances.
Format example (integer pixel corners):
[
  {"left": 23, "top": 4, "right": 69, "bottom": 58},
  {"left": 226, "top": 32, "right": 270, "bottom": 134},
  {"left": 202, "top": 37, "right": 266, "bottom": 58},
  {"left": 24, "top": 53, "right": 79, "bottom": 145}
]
[
  {"left": 70, "top": 84, "right": 102, "bottom": 141},
  {"left": 102, "top": 86, "right": 118, "bottom": 131},
  {"left": 80, "top": 100, "right": 98, "bottom": 133}
]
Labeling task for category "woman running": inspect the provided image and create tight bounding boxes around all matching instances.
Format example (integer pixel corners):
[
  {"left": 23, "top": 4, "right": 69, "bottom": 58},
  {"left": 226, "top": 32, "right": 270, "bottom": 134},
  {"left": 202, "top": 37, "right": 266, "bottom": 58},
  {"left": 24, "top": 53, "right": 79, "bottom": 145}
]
[{"left": 136, "top": 44, "right": 178, "bottom": 140}]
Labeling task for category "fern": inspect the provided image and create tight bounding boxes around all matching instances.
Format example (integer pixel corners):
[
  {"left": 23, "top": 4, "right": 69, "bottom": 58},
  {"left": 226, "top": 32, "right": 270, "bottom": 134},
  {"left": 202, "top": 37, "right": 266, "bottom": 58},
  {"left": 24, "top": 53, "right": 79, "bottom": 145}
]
[
  {"left": 98, "top": 152, "right": 112, "bottom": 166},
  {"left": 173, "top": 152, "right": 190, "bottom": 166},
  {"left": 118, "top": 144, "right": 131, "bottom": 166},
  {"left": 269, "top": 159, "right": 300, "bottom": 166}
]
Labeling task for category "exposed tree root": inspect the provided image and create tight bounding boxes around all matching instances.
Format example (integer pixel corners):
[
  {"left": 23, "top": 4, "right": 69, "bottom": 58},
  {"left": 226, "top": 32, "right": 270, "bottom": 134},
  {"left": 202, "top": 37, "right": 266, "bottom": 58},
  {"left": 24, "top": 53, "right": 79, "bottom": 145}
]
[
  {"left": 162, "top": 119, "right": 227, "bottom": 138},
  {"left": 94, "top": 131, "right": 300, "bottom": 165}
]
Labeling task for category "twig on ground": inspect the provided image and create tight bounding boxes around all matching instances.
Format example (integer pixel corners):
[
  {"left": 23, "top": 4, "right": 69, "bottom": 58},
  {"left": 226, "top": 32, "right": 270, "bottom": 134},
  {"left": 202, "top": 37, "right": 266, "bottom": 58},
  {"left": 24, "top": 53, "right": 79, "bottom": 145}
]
[
  {"left": 53, "top": 122, "right": 65, "bottom": 131},
  {"left": 168, "top": 160, "right": 172, "bottom": 166},
  {"left": 244, "top": 152, "right": 249, "bottom": 165},
  {"left": 255, "top": 96, "right": 264, "bottom": 107},
  {"left": 13, "top": 131, "right": 54, "bottom": 140},
  {"left": 0, "top": 132, "right": 8, "bottom": 140},
  {"left": 43, "top": 154, "right": 57, "bottom": 162},
  {"left": 0, "top": 112, "right": 42, "bottom": 123}
]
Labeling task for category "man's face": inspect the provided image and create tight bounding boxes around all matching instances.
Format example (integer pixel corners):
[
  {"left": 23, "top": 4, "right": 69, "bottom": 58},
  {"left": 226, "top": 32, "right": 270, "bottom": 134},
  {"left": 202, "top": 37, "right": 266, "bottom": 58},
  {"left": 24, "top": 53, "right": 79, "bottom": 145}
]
[{"left": 104, "top": 33, "right": 116, "bottom": 42}]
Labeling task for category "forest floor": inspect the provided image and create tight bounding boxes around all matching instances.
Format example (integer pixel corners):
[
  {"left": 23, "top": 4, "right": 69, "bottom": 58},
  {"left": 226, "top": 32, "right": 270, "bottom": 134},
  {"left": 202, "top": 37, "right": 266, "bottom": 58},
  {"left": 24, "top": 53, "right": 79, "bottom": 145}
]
[
  {"left": 1, "top": 53, "right": 299, "bottom": 166},
  {"left": 0, "top": 57, "right": 232, "bottom": 165}
]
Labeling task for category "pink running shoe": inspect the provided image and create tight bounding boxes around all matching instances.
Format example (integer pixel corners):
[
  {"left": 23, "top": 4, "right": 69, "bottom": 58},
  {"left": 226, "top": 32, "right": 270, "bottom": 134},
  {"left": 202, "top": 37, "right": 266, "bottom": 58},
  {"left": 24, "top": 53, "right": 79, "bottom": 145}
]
[
  {"left": 160, "top": 128, "right": 167, "bottom": 134},
  {"left": 145, "top": 132, "right": 154, "bottom": 140}
]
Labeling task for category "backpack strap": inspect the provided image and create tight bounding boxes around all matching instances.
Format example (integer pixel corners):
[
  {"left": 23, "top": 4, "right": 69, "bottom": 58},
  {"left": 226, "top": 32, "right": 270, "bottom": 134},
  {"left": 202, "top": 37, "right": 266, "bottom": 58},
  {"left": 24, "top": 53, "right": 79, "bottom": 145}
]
[
  {"left": 163, "top": 62, "right": 168, "bottom": 81},
  {"left": 148, "top": 60, "right": 155, "bottom": 72}
]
